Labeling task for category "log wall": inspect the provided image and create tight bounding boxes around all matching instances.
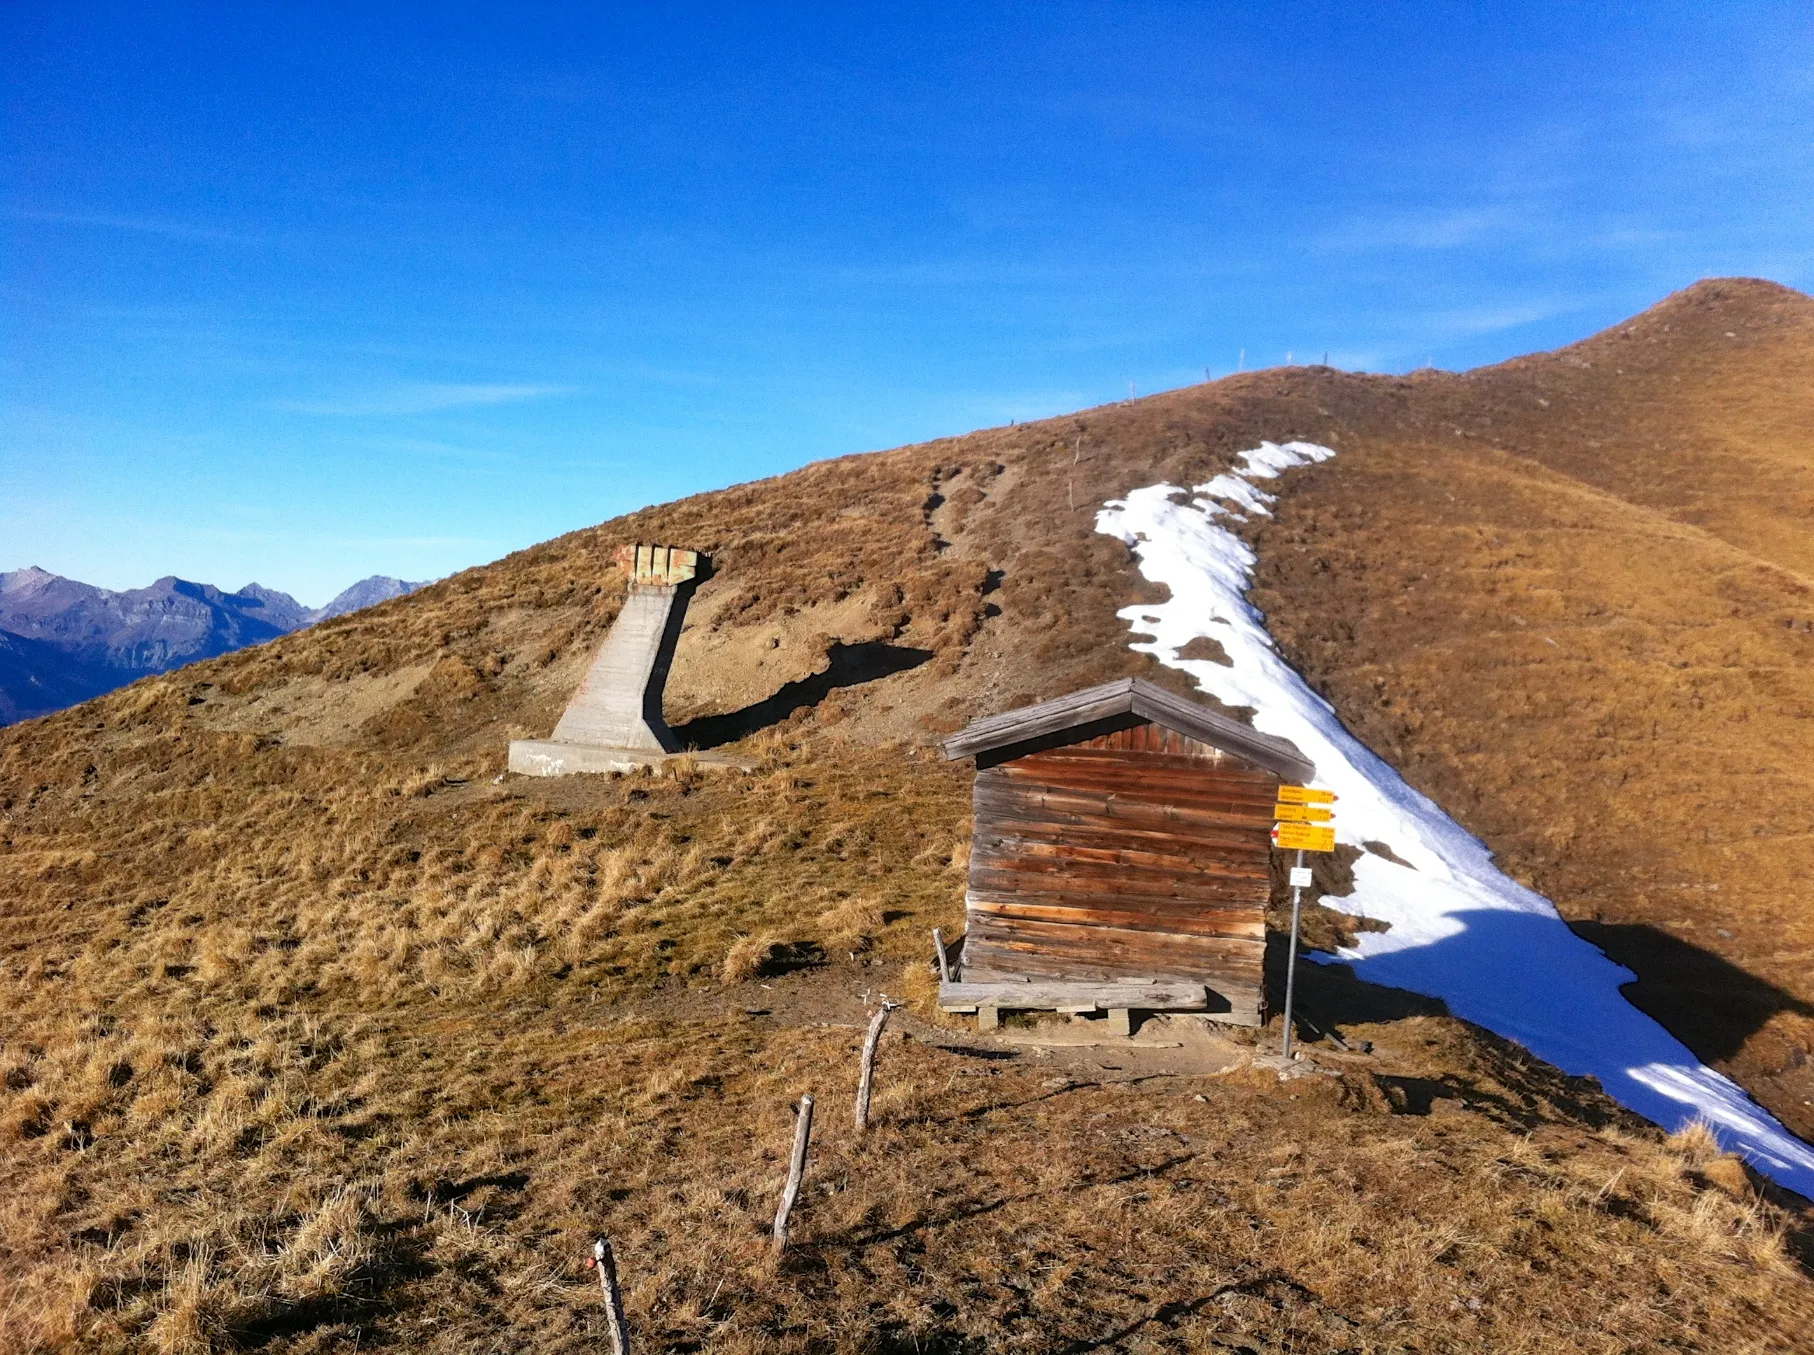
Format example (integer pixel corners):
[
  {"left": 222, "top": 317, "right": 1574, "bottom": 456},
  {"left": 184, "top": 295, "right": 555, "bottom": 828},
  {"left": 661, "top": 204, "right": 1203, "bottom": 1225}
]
[{"left": 961, "top": 720, "right": 1276, "bottom": 1023}]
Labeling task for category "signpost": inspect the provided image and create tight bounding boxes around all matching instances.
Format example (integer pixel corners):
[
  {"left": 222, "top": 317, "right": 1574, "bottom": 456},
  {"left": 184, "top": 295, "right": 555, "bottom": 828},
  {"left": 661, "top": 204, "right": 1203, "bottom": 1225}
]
[
  {"left": 1273, "top": 786, "right": 1337, "bottom": 1060},
  {"left": 1272, "top": 803, "right": 1333, "bottom": 824},
  {"left": 1271, "top": 822, "right": 1336, "bottom": 852}
]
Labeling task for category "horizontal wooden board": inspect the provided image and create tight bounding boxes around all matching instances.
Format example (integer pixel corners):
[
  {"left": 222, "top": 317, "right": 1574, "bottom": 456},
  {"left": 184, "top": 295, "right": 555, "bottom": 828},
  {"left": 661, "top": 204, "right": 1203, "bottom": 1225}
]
[
  {"left": 973, "top": 812, "right": 1273, "bottom": 858},
  {"left": 975, "top": 823, "right": 1270, "bottom": 873},
  {"left": 974, "top": 788, "right": 1276, "bottom": 840},
  {"left": 983, "top": 833, "right": 1267, "bottom": 874},
  {"left": 959, "top": 954, "right": 1263, "bottom": 1024},
  {"left": 1001, "top": 744, "right": 1278, "bottom": 778},
  {"left": 982, "top": 751, "right": 1271, "bottom": 783},
  {"left": 976, "top": 833, "right": 1269, "bottom": 883},
  {"left": 967, "top": 915, "right": 1263, "bottom": 970},
  {"left": 970, "top": 847, "right": 1269, "bottom": 890},
  {"left": 967, "top": 877, "right": 1266, "bottom": 924},
  {"left": 968, "top": 877, "right": 1266, "bottom": 917},
  {"left": 988, "top": 762, "right": 1280, "bottom": 810},
  {"left": 938, "top": 980, "right": 1209, "bottom": 1010},
  {"left": 977, "top": 770, "right": 1276, "bottom": 815},
  {"left": 967, "top": 882, "right": 1266, "bottom": 923},
  {"left": 969, "top": 897, "right": 1265, "bottom": 941}
]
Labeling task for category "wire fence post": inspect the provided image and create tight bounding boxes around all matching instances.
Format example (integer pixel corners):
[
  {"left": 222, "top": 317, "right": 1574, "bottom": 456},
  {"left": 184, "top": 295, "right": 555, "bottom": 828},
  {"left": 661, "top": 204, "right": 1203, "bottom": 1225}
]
[
  {"left": 772, "top": 1094, "right": 815, "bottom": 1253},
  {"left": 855, "top": 1000, "right": 901, "bottom": 1133},
  {"left": 591, "top": 1237, "right": 631, "bottom": 1355}
]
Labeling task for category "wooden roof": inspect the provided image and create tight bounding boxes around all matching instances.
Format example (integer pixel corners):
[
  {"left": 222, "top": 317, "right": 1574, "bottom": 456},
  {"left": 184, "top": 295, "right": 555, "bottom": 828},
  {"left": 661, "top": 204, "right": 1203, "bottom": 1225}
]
[{"left": 942, "top": 677, "right": 1316, "bottom": 784}]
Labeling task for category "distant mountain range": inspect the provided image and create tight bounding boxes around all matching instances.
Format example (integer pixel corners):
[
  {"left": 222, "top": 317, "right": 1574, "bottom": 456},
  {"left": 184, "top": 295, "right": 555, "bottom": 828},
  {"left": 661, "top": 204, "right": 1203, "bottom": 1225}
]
[{"left": 0, "top": 568, "right": 425, "bottom": 725}]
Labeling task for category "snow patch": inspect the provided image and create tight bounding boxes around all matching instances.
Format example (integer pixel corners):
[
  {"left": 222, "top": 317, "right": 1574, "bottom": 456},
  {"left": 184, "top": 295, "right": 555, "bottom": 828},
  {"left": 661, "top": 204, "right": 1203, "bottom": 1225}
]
[{"left": 1095, "top": 441, "right": 1814, "bottom": 1199}]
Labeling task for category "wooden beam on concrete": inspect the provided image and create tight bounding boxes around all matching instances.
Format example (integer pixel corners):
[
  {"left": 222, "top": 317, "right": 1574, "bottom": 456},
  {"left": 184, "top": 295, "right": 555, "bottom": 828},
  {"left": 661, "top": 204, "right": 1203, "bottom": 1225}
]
[{"left": 939, "top": 980, "right": 1207, "bottom": 1012}]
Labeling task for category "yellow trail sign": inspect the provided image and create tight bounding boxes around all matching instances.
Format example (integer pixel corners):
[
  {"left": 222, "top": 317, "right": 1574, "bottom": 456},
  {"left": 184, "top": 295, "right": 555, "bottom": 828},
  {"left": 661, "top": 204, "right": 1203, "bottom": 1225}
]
[
  {"left": 1277, "top": 785, "right": 1337, "bottom": 805},
  {"left": 1273, "top": 803, "right": 1334, "bottom": 823},
  {"left": 1271, "top": 822, "right": 1336, "bottom": 853}
]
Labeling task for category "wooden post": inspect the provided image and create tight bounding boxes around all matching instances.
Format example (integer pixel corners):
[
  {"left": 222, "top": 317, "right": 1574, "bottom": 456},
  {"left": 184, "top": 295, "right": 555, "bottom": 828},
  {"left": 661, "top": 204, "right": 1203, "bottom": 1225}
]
[
  {"left": 931, "top": 928, "right": 952, "bottom": 983},
  {"left": 772, "top": 1094, "right": 814, "bottom": 1253},
  {"left": 855, "top": 1000, "right": 900, "bottom": 1132},
  {"left": 591, "top": 1237, "right": 631, "bottom": 1355}
]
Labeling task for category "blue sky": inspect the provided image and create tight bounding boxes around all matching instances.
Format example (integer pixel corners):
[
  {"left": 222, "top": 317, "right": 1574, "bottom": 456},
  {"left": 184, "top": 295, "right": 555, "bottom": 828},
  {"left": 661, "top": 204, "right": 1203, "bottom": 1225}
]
[{"left": 3, "top": 4, "right": 1811, "bottom": 605}]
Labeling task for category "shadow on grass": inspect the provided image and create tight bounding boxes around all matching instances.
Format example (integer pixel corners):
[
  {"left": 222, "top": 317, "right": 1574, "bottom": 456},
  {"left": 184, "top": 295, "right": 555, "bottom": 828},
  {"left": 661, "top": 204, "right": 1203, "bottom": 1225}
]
[
  {"left": 1571, "top": 920, "right": 1814, "bottom": 1064},
  {"left": 672, "top": 641, "right": 933, "bottom": 749}
]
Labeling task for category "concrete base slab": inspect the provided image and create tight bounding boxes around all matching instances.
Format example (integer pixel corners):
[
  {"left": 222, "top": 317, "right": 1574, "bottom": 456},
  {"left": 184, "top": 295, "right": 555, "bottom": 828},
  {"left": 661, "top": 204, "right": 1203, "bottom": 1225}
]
[{"left": 507, "top": 739, "right": 754, "bottom": 778}]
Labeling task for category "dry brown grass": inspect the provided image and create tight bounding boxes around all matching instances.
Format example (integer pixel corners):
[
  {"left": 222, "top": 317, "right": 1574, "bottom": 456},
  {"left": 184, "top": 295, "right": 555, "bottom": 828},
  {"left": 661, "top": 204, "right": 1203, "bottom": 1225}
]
[
  {"left": 3, "top": 278, "right": 1814, "bottom": 1350},
  {"left": 2, "top": 997, "right": 1807, "bottom": 1353}
]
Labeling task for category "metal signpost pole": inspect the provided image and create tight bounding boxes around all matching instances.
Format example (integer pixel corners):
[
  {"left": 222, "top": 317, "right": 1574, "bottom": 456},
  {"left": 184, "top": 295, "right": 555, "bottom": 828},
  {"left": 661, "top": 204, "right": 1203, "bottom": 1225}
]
[
  {"left": 1281, "top": 848, "right": 1305, "bottom": 1059},
  {"left": 1273, "top": 787, "right": 1335, "bottom": 1060}
]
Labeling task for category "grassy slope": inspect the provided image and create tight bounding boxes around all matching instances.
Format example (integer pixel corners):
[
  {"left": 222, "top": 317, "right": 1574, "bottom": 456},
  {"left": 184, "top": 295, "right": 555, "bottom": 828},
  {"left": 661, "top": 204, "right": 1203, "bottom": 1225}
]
[
  {"left": 1250, "top": 278, "right": 1814, "bottom": 1143},
  {"left": 1, "top": 280, "right": 1810, "bottom": 1351}
]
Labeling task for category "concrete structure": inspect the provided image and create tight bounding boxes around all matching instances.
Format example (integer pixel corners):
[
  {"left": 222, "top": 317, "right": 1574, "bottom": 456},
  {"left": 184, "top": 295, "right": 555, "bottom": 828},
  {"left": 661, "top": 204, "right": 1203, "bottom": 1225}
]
[{"left": 509, "top": 545, "right": 748, "bottom": 776}]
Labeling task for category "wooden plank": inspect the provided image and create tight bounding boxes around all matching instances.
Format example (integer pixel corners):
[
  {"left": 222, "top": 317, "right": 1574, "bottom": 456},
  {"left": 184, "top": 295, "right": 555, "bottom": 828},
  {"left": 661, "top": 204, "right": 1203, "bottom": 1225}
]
[
  {"left": 957, "top": 942, "right": 1264, "bottom": 984},
  {"left": 968, "top": 893, "right": 1267, "bottom": 933},
  {"left": 965, "top": 928, "right": 1262, "bottom": 973},
  {"left": 967, "top": 881, "right": 1266, "bottom": 926},
  {"left": 988, "top": 762, "right": 1281, "bottom": 807},
  {"left": 974, "top": 833, "right": 1270, "bottom": 869},
  {"left": 976, "top": 774, "right": 1277, "bottom": 819},
  {"left": 974, "top": 788, "right": 1276, "bottom": 838},
  {"left": 966, "top": 934, "right": 1263, "bottom": 970},
  {"left": 1001, "top": 747, "right": 1281, "bottom": 785},
  {"left": 955, "top": 955, "right": 1264, "bottom": 1028},
  {"left": 969, "top": 874, "right": 1267, "bottom": 911},
  {"left": 987, "top": 784, "right": 1278, "bottom": 821},
  {"left": 973, "top": 813, "right": 1273, "bottom": 858},
  {"left": 960, "top": 950, "right": 1263, "bottom": 991},
  {"left": 975, "top": 817, "right": 1271, "bottom": 861},
  {"left": 939, "top": 980, "right": 1209, "bottom": 1010},
  {"left": 967, "top": 884, "right": 1267, "bottom": 923},
  {"left": 969, "top": 897, "right": 1265, "bottom": 941},
  {"left": 967, "top": 915, "right": 1264, "bottom": 970},
  {"left": 975, "top": 826, "right": 1270, "bottom": 874},
  {"left": 969, "top": 852, "right": 1269, "bottom": 893},
  {"left": 982, "top": 834, "right": 1270, "bottom": 874}
]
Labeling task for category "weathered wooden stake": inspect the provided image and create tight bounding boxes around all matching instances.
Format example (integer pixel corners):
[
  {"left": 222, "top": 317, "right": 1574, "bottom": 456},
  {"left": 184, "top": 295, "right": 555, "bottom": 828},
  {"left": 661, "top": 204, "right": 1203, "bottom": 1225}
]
[
  {"left": 772, "top": 1094, "right": 814, "bottom": 1253},
  {"left": 931, "top": 928, "right": 952, "bottom": 983},
  {"left": 855, "top": 1000, "right": 901, "bottom": 1132},
  {"left": 592, "top": 1237, "right": 631, "bottom": 1355}
]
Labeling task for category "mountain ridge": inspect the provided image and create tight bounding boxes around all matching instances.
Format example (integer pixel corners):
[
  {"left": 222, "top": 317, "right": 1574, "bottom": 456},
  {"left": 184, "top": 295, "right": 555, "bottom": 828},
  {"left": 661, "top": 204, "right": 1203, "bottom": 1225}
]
[{"left": 0, "top": 568, "right": 427, "bottom": 724}]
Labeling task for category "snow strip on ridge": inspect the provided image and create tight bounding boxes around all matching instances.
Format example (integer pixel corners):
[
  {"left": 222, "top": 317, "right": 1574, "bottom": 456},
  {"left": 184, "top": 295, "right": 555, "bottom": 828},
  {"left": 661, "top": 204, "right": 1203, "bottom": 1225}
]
[{"left": 1096, "top": 442, "right": 1814, "bottom": 1198}]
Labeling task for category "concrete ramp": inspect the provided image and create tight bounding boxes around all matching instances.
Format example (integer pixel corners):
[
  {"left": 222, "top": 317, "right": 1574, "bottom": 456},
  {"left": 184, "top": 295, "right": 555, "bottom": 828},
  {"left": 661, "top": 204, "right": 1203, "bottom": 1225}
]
[{"left": 509, "top": 545, "right": 750, "bottom": 776}]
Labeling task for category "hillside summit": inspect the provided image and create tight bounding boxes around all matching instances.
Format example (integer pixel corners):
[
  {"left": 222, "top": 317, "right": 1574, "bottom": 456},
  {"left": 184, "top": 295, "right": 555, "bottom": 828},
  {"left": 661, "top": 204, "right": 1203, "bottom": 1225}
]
[{"left": 2, "top": 279, "right": 1812, "bottom": 1351}]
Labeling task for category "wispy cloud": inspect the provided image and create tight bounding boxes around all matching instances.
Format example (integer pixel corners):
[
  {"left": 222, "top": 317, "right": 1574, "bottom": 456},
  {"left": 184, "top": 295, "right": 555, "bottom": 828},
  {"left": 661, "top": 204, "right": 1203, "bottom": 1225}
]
[
  {"left": 1414, "top": 299, "right": 1576, "bottom": 339},
  {"left": 1312, "top": 207, "right": 1519, "bottom": 253},
  {"left": 6, "top": 206, "right": 258, "bottom": 245},
  {"left": 275, "top": 383, "right": 573, "bottom": 417}
]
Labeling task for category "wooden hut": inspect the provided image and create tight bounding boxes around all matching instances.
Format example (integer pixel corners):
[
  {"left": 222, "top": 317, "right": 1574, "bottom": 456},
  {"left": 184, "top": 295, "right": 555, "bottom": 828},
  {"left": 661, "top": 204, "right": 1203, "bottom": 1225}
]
[{"left": 939, "top": 677, "right": 1315, "bottom": 1032}]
